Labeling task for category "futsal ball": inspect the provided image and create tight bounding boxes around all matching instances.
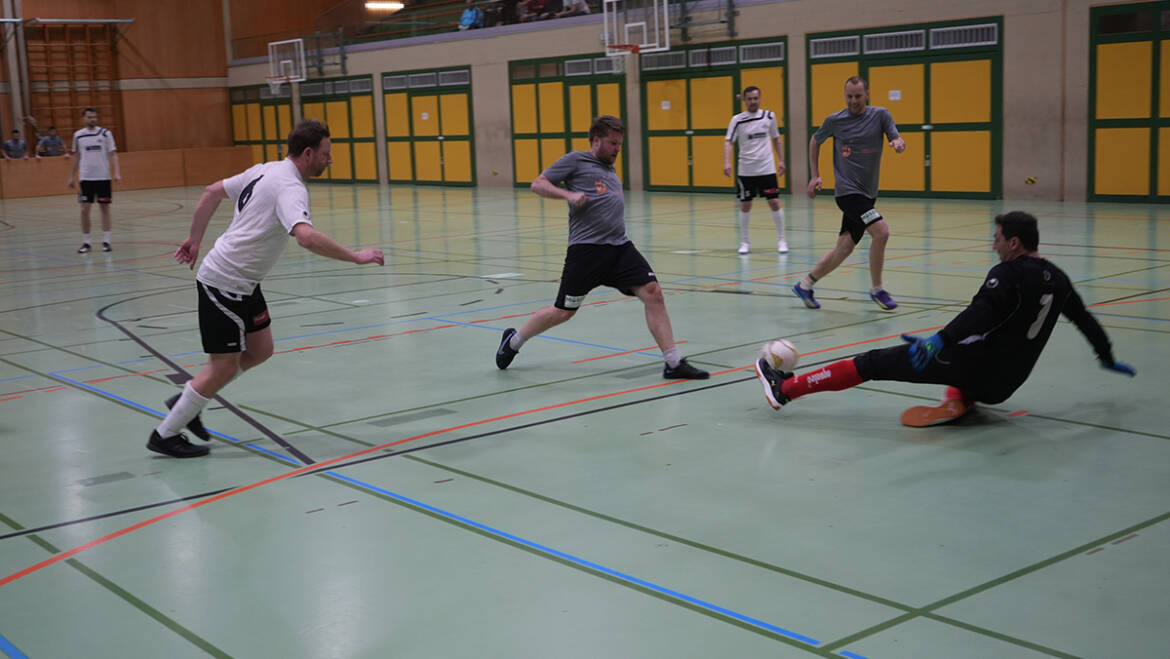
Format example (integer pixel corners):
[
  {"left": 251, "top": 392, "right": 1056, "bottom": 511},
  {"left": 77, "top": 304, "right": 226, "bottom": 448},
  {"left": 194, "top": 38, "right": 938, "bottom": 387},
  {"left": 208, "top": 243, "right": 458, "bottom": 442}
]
[{"left": 760, "top": 338, "right": 799, "bottom": 372}]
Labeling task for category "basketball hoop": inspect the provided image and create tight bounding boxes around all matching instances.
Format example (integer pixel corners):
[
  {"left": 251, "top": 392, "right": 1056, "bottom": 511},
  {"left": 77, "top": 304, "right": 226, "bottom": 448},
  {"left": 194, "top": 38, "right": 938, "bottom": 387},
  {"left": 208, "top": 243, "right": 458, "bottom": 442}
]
[
  {"left": 608, "top": 43, "right": 640, "bottom": 56},
  {"left": 265, "top": 75, "right": 290, "bottom": 97}
]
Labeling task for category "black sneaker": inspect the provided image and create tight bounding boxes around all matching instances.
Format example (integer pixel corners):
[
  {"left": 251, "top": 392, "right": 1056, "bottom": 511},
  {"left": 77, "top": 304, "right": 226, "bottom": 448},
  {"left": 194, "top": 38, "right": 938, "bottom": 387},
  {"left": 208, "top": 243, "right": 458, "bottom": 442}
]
[
  {"left": 663, "top": 358, "right": 709, "bottom": 380},
  {"left": 77, "top": 243, "right": 91, "bottom": 253},
  {"left": 102, "top": 242, "right": 112, "bottom": 252},
  {"left": 165, "top": 393, "right": 211, "bottom": 441},
  {"left": 496, "top": 328, "right": 519, "bottom": 369},
  {"left": 147, "top": 430, "right": 210, "bottom": 458},
  {"left": 754, "top": 357, "right": 793, "bottom": 410}
]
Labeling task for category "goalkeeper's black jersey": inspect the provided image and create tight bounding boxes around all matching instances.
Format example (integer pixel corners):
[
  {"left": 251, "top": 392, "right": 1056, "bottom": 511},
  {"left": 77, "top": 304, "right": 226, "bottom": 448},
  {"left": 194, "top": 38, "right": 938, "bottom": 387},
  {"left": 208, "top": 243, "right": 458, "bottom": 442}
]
[{"left": 939, "top": 255, "right": 1113, "bottom": 389}]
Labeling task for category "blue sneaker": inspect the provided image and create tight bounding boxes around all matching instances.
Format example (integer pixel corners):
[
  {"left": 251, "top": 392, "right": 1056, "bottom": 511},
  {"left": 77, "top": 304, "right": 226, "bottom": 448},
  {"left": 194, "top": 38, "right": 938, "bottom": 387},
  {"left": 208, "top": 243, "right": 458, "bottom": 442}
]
[
  {"left": 792, "top": 284, "right": 820, "bottom": 309},
  {"left": 496, "top": 328, "right": 519, "bottom": 369},
  {"left": 870, "top": 289, "right": 898, "bottom": 310}
]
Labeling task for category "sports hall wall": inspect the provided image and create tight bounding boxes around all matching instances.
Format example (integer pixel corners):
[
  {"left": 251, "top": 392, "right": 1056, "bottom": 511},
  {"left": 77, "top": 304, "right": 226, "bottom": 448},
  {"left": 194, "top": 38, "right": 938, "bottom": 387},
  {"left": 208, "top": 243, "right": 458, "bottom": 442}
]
[{"left": 226, "top": 0, "right": 1119, "bottom": 202}]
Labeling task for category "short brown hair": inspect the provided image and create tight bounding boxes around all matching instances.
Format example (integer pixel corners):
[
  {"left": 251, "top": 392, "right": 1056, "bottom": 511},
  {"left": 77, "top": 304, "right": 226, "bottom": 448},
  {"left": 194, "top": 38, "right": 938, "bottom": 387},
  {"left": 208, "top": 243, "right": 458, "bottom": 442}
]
[
  {"left": 995, "top": 211, "right": 1040, "bottom": 251},
  {"left": 287, "top": 119, "right": 330, "bottom": 158},
  {"left": 82, "top": 107, "right": 97, "bottom": 115},
  {"left": 844, "top": 76, "right": 868, "bottom": 90},
  {"left": 589, "top": 115, "right": 625, "bottom": 141}
]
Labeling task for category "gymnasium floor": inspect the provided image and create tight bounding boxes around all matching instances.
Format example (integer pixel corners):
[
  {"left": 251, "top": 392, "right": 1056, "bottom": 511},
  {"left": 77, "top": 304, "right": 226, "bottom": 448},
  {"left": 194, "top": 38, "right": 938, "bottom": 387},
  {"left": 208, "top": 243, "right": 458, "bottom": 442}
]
[{"left": 0, "top": 184, "right": 1166, "bottom": 658}]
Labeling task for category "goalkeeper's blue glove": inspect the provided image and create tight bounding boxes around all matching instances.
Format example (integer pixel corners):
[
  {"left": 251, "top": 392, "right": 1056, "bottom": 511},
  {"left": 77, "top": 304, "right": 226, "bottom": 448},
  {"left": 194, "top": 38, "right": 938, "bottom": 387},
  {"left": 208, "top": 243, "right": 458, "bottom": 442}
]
[
  {"left": 901, "top": 333, "right": 944, "bottom": 372},
  {"left": 1100, "top": 359, "right": 1136, "bottom": 377}
]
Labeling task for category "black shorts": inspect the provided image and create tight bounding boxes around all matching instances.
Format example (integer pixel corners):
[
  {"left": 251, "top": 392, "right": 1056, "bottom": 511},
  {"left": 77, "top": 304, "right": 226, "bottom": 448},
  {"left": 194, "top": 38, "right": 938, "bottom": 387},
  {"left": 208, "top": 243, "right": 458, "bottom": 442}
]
[
  {"left": 197, "top": 282, "right": 271, "bottom": 354},
  {"left": 836, "top": 194, "right": 882, "bottom": 244},
  {"left": 736, "top": 173, "right": 781, "bottom": 202},
  {"left": 853, "top": 342, "right": 1021, "bottom": 404},
  {"left": 554, "top": 242, "right": 657, "bottom": 310},
  {"left": 79, "top": 180, "right": 112, "bottom": 204}
]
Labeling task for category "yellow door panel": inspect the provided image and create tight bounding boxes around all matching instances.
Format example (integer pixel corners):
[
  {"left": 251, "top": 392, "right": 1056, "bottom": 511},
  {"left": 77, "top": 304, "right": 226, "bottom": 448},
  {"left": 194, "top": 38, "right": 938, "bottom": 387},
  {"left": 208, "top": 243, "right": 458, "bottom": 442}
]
[
  {"left": 414, "top": 141, "right": 442, "bottom": 181},
  {"left": 1095, "top": 127, "right": 1150, "bottom": 195},
  {"left": 353, "top": 142, "right": 377, "bottom": 180},
  {"left": 931, "top": 59, "right": 991, "bottom": 123},
  {"left": 263, "top": 106, "right": 277, "bottom": 140},
  {"left": 569, "top": 85, "right": 593, "bottom": 133},
  {"left": 302, "top": 102, "right": 324, "bottom": 124},
  {"left": 596, "top": 83, "right": 621, "bottom": 118},
  {"left": 232, "top": 105, "right": 248, "bottom": 141},
  {"left": 385, "top": 93, "right": 411, "bottom": 137},
  {"left": 412, "top": 96, "right": 439, "bottom": 137},
  {"left": 326, "top": 101, "right": 350, "bottom": 138},
  {"left": 1159, "top": 128, "right": 1170, "bottom": 194},
  {"left": 277, "top": 105, "right": 292, "bottom": 140},
  {"left": 264, "top": 143, "right": 277, "bottom": 162},
  {"left": 689, "top": 76, "right": 733, "bottom": 130},
  {"left": 877, "top": 131, "right": 924, "bottom": 192},
  {"left": 930, "top": 131, "right": 990, "bottom": 193},
  {"left": 571, "top": 138, "right": 590, "bottom": 152},
  {"left": 440, "top": 93, "right": 469, "bottom": 136},
  {"left": 329, "top": 142, "right": 353, "bottom": 179},
  {"left": 869, "top": 63, "right": 925, "bottom": 125},
  {"left": 811, "top": 62, "right": 858, "bottom": 125},
  {"left": 1096, "top": 41, "right": 1152, "bottom": 119},
  {"left": 538, "top": 81, "right": 565, "bottom": 132},
  {"left": 739, "top": 66, "right": 784, "bottom": 126},
  {"left": 442, "top": 141, "right": 472, "bottom": 182},
  {"left": 1162, "top": 41, "right": 1170, "bottom": 117},
  {"left": 387, "top": 142, "right": 413, "bottom": 181},
  {"left": 511, "top": 84, "right": 537, "bottom": 134},
  {"left": 246, "top": 103, "right": 262, "bottom": 143},
  {"left": 350, "top": 96, "right": 374, "bottom": 138},
  {"left": 250, "top": 144, "right": 264, "bottom": 164},
  {"left": 514, "top": 139, "right": 540, "bottom": 184},
  {"left": 648, "top": 136, "right": 689, "bottom": 186},
  {"left": 646, "top": 79, "right": 687, "bottom": 131},
  {"left": 692, "top": 135, "right": 732, "bottom": 188},
  {"left": 540, "top": 138, "right": 566, "bottom": 171}
]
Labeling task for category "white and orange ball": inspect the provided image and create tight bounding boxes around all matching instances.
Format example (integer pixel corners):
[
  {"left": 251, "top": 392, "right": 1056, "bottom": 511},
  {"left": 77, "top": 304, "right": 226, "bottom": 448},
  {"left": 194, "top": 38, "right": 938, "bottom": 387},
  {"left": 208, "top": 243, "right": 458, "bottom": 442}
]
[{"left": 760, "top": 338, "right": 799, "bottom": 372}]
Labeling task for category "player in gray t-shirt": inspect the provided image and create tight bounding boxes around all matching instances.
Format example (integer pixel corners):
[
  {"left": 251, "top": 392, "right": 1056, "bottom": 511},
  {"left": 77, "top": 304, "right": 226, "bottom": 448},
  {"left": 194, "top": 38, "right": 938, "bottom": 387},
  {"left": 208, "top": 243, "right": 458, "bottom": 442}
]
[
  {"left": 494, "top": 115, "right": 708, "bottom": 380},
  {"left": 797, "top": 76, "right": 906, "bottom": 311}
]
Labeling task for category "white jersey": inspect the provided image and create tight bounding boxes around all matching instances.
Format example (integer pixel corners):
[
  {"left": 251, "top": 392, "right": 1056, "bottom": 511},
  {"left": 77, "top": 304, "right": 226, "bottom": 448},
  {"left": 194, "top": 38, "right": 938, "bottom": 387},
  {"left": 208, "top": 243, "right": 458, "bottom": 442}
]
[
  {"left": 72, "top": 126, "right": 116, "bottom": 181},
  {"left": 197, "top": 159, "right": 313, "bottom": 295},
  {"left": 724, "top": 109, "right": 780, "bottom": 177}
]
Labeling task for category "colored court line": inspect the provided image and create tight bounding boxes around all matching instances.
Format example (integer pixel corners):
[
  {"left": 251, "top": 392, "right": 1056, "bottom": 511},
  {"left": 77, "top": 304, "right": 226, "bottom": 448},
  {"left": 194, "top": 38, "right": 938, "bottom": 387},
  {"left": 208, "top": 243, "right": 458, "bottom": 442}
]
[
  {"left": 571, "top": 341, "right": 686, "bottom": 364},
  {"left": 0, "top": 631, "right": 28, "bottom": 659}
]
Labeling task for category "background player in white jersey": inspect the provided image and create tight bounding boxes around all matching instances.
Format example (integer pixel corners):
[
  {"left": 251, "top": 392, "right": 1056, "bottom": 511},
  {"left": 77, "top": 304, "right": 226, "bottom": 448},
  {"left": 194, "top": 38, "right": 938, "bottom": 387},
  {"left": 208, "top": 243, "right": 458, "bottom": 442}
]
[
  {"left": 723, "top": 86, "right": 787, "bottom": 254},
  {"left": 67, "top": 107, "right": 120, "bottom": 253},
  {"left": 148, "top": 119, "right": 384, "bottom": 458}
]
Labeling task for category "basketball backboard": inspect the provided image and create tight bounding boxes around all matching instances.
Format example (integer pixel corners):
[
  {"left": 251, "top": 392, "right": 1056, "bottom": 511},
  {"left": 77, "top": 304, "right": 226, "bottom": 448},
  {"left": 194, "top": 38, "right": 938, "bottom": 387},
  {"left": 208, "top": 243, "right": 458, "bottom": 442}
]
[
  {"left": 267, "top": 38, "right": 308, "bottom": 83},
  {"left": 602, "top": 0, "right": 670, "bottom": 57}
]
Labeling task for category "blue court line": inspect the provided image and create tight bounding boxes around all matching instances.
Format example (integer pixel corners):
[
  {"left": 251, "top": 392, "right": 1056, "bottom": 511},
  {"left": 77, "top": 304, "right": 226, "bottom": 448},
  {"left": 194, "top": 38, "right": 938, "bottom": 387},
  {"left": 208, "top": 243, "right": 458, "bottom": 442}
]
[
  {"left": 429, "top": 317, "right": 667, "bottom": 360},
  {"left": 323, "top": 472, "right": 823, "bottom": 647},
  {"left": 0, "top": 375, "right": 33, "bottom": 384},
  {"left": 837, "top": 651, "right": 872, "bottom": 659},
  {"left": 0, "top": 631, "right": 29, "bottom": 659}
]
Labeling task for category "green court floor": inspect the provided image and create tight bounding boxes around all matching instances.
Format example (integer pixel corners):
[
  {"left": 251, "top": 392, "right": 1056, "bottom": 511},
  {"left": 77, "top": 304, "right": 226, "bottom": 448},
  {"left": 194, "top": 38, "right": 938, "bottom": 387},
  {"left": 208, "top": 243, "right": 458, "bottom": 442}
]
[{"left": 0, "top": 184, "right": 1166, "bottom": 658}]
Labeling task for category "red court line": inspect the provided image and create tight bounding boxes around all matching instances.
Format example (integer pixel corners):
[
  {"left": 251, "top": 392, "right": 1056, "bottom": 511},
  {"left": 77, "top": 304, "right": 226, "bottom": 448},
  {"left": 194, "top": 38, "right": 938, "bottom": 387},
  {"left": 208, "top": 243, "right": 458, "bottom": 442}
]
[
  {"left": 1111, "top": 533, "right": 1138, "bottom": 545},
  {"left": 1089, "top": 296, "right": 1170, "bottom": 308},
  {"left": 0, "top": 323, "right": 947, "bottom": 588},
  {"left": 1007, "top": 410, "right": 1029, "bottom": 418},
  {"left": 571, "top": 341, "right": 687, "bottom": 364},
  {"left": 0, "top": 395, "right": 21, "bottom": 402}
]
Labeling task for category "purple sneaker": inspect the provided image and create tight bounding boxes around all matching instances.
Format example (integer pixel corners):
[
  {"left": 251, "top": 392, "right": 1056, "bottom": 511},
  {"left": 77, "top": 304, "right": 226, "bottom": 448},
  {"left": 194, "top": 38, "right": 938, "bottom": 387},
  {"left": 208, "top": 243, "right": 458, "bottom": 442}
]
[
  {"left": 870, "top": 289, "right": 898, "bottom": 310},
  {"left": 792, "top": 284, "right": 820, "bottom": 309}
]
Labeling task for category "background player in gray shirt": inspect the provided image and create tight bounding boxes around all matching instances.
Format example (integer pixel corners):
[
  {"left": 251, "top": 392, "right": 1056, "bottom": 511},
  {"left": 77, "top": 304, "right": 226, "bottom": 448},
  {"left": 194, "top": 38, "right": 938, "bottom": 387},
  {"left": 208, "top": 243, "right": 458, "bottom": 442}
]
[
  {"left": 495, "top": 115, "right": 708, "bottom": 380},
  {"left": 797, "top": 76, "right": 906, "bottom": 311}
]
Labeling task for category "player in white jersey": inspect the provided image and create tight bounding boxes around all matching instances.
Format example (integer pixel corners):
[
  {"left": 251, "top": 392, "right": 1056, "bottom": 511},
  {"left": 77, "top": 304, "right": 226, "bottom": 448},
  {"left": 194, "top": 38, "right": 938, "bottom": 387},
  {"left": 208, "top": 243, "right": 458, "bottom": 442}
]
[
  {"left": 723, "top": 86, "right": 787, "bottom": 254},
  {"left": 67, "top": 107, "right": 120, "bottom": 253},
  {"left": 147, "top": 119, "right": 385, "bottom": 458}
]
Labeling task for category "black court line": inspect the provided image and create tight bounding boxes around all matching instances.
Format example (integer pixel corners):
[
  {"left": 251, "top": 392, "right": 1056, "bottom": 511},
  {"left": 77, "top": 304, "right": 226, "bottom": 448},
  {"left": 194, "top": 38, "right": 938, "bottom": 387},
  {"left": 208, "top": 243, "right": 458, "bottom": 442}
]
[
  {"left": 96, "top": 295, "right": 317, "bottom": 465},
  {"left": 0, "top": 486, "right": 235, "bottom": 541}
]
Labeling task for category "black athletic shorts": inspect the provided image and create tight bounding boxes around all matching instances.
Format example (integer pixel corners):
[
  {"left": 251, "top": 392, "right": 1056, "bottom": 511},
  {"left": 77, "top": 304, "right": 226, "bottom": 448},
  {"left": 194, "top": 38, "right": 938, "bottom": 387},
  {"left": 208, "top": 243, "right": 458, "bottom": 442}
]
[
  {"left": 79, "top": 180, "right": 112, "bottom": 204},
  {"left": 836, "top": 194, "right": 882, "bottom": 244},
  {"left": 197, "top": 281, "right": 271, "bottom": 354},
  {"left": 554, "top": 242, "right": 657, "bottom": 311},
  {"left": 853, "top": 342, "right": 1021, "bottom": 404},
  {"left": 736, "top": 173, "right": 781, "bottom": 202}
]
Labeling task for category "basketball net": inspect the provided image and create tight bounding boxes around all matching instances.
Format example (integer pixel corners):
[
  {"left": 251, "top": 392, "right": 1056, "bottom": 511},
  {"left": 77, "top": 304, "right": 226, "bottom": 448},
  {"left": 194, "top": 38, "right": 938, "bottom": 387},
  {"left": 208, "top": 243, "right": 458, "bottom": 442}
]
[{"left": 266, "top": 75, "right": 290, "bottom": 97}]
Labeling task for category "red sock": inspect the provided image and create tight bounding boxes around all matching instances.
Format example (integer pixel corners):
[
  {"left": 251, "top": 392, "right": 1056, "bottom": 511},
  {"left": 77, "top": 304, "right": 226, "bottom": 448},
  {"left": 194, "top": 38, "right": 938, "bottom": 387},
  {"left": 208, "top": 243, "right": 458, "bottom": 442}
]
[{"left": 781, "top": 359, "right": 864, "bottom": 400}]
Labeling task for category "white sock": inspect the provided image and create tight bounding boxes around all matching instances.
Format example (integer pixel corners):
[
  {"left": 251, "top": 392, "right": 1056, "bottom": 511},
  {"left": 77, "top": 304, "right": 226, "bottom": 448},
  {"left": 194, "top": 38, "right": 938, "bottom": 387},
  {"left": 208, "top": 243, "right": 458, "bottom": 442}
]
[
  {"left": 663, "top": 347, "right": 681, "bottom": 368},
  {"left": 737, "top": 210, "right": 750, "bottom": 244},
  {"left": 156, "top": 382, "right": 211, "bottom": 438},
  {"left": 509, "top": 331, "right": 526, "bottom": 350},
  {"left": 82, "top": 233, "right": 91, "bottom": 245},
  {"left": 870, "top": 285, "right": 884, "bottom": 295},
  {"left": 772, "top": 208, "right": 785, "bottom": 240},
  {"left": 799, "top": 277, "right": 814, "bottom": 290},
  {"left": 102, "top": 231, "right": 111, "bottom": 244}
]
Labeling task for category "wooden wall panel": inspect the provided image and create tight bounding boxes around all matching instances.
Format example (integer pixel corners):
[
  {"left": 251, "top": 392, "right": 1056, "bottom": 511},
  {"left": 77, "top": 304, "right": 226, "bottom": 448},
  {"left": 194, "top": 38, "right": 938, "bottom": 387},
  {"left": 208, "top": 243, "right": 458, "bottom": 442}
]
[
  {"left": 120, "top": 89, "right": 233, "bottom": 151},
  {"left": 115, "top": 0, "right": 227, "bottom": 78},
  {"left": 230, "top": 0, "right": 338, "bottom": 59},
  {"left": 183, "top": 146, "right": 255, "bottom": 185}
]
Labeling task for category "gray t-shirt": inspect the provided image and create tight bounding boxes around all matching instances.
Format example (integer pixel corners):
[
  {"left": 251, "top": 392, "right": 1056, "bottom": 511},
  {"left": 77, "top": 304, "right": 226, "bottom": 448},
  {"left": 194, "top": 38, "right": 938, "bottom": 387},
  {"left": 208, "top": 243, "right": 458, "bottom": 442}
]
[
  {"left": 541, "top": 150, "right": 628, "bottom": 246},
  {"left": 38, "top": 135, "right": 64, "bottom": 156},
  {"left": 813, "top": 106, "right": 900, "bottom": 199},
  {"left": 2, "top": 139, "right": 27, "bottom": 158}
]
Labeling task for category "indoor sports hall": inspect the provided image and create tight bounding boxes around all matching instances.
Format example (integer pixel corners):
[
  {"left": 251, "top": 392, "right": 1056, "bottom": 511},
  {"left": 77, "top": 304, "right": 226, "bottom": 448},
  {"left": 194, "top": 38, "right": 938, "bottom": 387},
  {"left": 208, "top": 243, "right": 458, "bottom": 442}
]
[{"left": 0, "top": 2, "right": 1167, "bottom": 658}]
